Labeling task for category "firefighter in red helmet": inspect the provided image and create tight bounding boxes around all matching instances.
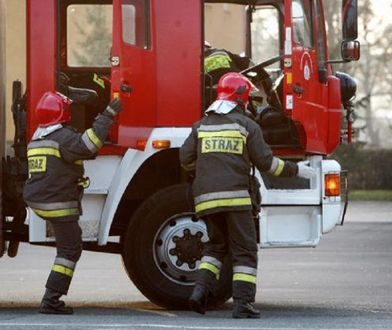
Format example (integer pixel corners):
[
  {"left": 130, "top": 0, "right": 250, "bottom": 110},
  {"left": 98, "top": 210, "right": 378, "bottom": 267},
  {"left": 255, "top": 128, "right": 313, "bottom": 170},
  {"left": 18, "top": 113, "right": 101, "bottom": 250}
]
[
  {"left": 180, "top": 72, "right": 316, "bottom": 318},
  {"left": 23, "top": 91, "right": 122, "bottom": 314}
]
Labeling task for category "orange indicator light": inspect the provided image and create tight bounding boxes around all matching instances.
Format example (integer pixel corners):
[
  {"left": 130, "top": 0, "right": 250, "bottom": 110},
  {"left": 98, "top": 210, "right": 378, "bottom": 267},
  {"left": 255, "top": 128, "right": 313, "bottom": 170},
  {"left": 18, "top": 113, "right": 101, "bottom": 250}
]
[{"left": 325, "top": 174, "right": 341, "bottom": 196}]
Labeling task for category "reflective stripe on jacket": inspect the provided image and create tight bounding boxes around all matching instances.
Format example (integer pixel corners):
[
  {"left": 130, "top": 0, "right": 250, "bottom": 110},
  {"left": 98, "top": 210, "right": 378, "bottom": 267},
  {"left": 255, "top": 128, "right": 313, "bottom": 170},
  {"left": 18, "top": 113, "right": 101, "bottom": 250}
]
[
  {"left": 23, "top": 113, "right": 113, "bottom": 220},
  {"left": 179, "top": 107, "right": 298, "bottom": 217}
]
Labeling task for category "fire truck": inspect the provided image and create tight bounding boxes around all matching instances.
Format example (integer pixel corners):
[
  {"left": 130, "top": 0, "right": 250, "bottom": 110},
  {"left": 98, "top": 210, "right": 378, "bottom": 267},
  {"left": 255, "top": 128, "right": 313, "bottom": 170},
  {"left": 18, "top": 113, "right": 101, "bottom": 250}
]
[{"left": 1, "top": 0, "right": 360, "bottom": 309}]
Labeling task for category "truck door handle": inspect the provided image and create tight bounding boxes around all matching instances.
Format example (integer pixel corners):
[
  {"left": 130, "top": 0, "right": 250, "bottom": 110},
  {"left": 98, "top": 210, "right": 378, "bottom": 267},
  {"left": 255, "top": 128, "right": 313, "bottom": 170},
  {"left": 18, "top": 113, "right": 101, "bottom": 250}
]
[
  {"left": 120, "top": 83, "right": 133, "bottom": 93},
  {"left": 293, "top": 84, "right": 304, "bottom": 95}
]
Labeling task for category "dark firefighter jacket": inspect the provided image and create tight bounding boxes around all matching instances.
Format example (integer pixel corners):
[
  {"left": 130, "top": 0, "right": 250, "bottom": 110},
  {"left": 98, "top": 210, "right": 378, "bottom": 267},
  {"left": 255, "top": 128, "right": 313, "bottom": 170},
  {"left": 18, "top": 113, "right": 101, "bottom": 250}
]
[
  {"left": 179, "top": 106, "right": 298, "bottom": 217},
  {"left": 204, "top": 48, "right": 251, "bottom": 85},
  {"left": 23, "top": 113, "right": 113, "bottom": 220}
]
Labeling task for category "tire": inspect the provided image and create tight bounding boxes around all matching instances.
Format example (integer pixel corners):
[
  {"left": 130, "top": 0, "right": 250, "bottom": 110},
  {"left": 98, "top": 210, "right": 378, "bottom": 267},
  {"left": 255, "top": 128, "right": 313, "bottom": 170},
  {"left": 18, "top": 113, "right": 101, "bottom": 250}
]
[{"left": 122, "top": 183, "right": 232, "bottom": 309}]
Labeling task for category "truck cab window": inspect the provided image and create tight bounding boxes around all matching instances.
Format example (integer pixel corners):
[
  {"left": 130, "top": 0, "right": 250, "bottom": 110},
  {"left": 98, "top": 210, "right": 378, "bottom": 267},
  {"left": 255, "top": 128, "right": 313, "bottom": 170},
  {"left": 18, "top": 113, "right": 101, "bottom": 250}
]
[
  {"left": 292, "top": 0, "right": 313, "bottom": 48},
  {"left": 122, "top": 0, "right": 150, "bottom": 49},
  {"left": 67, "top": 5, "right": 112, "bottom": 67},
  {"left": 314, "top": 0, "right": 327, "bottom": 71},
  {"left": 251, "top": 6, "right": 280, "bottom": 67}
]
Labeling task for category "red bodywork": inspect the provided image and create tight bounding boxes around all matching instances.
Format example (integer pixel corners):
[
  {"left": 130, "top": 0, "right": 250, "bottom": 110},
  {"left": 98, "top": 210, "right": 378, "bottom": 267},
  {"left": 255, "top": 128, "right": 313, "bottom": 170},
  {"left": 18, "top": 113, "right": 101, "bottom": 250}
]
[
  {"left": 27, "top": 0, "right": 57, "bottom": 134},
  {"left": 26, "top": 0, "right": 342, "bottom": 156},
  {"left": 27, "top": 0, "right": 201, "bottom": 151},
  {"left": 283, "top": 0, "right": 341, "bottom": 155},
  {"left": 111, "top": 0, "right": 202, "bottom": 147}
]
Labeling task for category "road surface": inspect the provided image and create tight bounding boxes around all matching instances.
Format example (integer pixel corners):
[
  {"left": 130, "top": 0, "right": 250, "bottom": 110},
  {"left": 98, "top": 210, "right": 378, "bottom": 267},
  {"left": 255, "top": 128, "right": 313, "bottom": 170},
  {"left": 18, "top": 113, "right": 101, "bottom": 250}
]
[{"left": 0, "top": 201, "right": 391, "bottom": 329}]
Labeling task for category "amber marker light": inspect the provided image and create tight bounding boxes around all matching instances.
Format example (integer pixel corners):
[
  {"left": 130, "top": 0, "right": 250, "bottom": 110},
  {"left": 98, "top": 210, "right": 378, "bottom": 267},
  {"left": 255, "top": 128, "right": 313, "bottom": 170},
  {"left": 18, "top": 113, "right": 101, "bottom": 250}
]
[
  {"left": 152, "top": 140, "right": 171, "bottom": 149},
  {"left": 325, "top": 174, "right": 341, "bottom": 196},
  {"left": 136, "top": 139, "right": 148, "bottom": 150}
]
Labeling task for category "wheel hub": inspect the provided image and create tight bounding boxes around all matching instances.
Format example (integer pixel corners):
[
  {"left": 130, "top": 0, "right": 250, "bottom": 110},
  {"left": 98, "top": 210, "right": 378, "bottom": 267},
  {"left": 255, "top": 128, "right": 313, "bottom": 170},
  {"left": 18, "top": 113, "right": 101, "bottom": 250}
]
[
  {"left": 153, "top": 213, "right": 209, "bottom": 285},
  {"left": 171, "top": 229, "right": 204, "bottom": 268}
]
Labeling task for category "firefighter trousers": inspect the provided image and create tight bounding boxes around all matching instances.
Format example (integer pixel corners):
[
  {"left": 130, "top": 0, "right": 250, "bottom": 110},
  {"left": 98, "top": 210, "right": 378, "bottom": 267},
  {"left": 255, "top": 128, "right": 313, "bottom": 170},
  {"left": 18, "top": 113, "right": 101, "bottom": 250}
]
[
  {"left": 44, "top": 216, "right": 83, "bottom": 295},
  {"left": 196, "top": 210, "right": 258, "bottom": 302}
]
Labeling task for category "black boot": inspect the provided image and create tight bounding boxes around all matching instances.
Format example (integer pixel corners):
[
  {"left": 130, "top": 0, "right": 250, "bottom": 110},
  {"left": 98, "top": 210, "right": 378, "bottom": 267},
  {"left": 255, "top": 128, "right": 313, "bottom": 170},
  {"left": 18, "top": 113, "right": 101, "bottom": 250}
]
[
  {"left": 39, "top": 288, "right": 73, "bottom": 315},
  {"left": 232, "top": 299, "right": 260, "bottom": 319},
  {"left": 189, "top": 285, "right": 208, "bottom": 314}
]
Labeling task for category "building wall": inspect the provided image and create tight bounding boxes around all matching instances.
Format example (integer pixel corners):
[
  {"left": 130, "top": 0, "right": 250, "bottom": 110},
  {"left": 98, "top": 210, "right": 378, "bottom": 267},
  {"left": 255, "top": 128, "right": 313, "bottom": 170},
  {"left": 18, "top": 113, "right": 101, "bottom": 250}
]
[
  {"left": 0, "top": 0, "right": 6, "bottom": 150},
  {"left": 5, "top": 0, "right": 26, "bottom": 150},
  {"left": 1, "top": 0, "right": 6, "bottom": 223},
  {"left": 0, "top": 0, "right": 5, "bottom": 245}
]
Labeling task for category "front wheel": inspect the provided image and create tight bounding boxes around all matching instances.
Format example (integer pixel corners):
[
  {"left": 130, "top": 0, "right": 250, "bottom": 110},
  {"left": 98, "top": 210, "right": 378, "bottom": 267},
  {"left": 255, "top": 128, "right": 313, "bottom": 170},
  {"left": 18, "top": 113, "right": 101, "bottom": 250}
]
[{"left": 122, "top": 183, "right": 232, "bottom": 309}]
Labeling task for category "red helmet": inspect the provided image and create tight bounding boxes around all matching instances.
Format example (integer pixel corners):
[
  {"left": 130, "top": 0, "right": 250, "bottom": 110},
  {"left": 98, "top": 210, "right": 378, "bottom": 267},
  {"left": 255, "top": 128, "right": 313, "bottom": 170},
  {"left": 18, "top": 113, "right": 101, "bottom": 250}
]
[
  {"left": 35, "top": 91, "right": 72, "bottom": 127},
  {"left": 216, "top": 72, "right": 252, "bottom": 107}
]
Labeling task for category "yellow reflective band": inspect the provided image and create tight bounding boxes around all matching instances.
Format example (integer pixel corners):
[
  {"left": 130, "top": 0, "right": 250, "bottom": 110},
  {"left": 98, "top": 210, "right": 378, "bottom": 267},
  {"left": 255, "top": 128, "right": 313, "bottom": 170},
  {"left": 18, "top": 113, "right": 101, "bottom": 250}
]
[
  {"left": 93, "top": 73, "right": 105, "bottom": 89},
  {"left": 86, "top": 129, "right": 103, "bottom": 148},
  {"left": 77, "top": 177, "right": 90, "bottom": 189},
  {"left": 74, "top": 160, "right": 83, "bottom": 166},
  {"left": 27, "top": 147, "right": 60, "bottom": 158},
  {"left": 198, "top": 130, "right": 246, "bottom": 142},
  {"left": 32, "top": 208, "right": 79, "bottom": 218},
  {"left": 199, "top": 262, "right": 220, "bottom": 275},
  {"left": 52, "top": 264, "right": 74, "bottom": 277},
  {"left": 195, "top": 197, "right": 251, "bottom": 213},
  {"left": 199, "top": 262, "right": 220, "bottom": 279},
  {"left": 201, "top": 137, "right": 243, "bottom": 154},
  {"left": 273, "top": 159, "right": 285, "bottom": 176},
  {"left": 233, "top": 273, "right": 257, "bottom": 284},
  {"left": 205, "top": 54, "right": 232, "bottom": 73},
  {"left": 28, "top": 156, "right": 47, "bottom": 173}
]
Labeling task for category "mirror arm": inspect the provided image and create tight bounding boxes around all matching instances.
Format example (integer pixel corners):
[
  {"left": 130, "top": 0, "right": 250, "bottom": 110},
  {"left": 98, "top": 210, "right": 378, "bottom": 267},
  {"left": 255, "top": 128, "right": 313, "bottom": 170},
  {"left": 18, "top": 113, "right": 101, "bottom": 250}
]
[{"left": 326, "top": 59, "right": 351, "bottom": 64}]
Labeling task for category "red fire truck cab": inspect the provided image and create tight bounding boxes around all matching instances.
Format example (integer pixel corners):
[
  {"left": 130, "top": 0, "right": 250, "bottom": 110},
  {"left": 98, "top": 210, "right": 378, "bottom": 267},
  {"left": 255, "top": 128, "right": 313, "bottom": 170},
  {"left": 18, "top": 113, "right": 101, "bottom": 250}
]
[{"left": 1, "top": 0, "right": 359, "bottom": 309}]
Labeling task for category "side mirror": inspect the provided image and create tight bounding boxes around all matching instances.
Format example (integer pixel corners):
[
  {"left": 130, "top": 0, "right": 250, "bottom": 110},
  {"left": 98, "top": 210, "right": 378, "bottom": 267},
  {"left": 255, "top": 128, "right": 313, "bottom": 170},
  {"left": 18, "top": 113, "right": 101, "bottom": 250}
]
[
  {"left": 341, "top": 40, "right": 360, "bottom": 61},
  {"left": 342, "top": 0, "right": 358, "bottom": 41}
]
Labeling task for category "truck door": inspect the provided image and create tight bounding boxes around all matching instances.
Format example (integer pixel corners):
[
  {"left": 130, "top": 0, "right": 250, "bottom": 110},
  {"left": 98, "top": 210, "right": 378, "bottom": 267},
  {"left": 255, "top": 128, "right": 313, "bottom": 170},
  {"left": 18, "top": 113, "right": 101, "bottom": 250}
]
[
  {"left": 111, "top": 0, "right": 154, "bottom": 148},
  {"left": 0, "top": 0, "right": 5, "bottom": 254},
  {"left": 111, "top": 0, "right": 202, "bottom": 148},
  {"left": 288, "top": 0, "right": 330, "bottom": 154}
]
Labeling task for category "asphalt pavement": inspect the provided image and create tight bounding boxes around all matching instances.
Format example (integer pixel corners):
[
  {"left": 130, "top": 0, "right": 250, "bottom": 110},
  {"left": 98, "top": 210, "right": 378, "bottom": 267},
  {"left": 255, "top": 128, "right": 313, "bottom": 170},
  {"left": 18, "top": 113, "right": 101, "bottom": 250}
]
[{"left": 0, "top": 201, "right": 391, "bottom": 329}]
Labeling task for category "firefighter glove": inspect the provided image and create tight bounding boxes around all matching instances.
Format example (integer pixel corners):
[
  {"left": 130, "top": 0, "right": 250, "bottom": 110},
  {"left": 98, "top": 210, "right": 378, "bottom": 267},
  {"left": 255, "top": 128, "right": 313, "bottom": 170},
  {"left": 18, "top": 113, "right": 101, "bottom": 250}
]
[
  {"left": 297, "top": 161, "right": 317, "bottom": 179},
  {"left": 103, "top": 98, "right": 123, "bottom": 117}
]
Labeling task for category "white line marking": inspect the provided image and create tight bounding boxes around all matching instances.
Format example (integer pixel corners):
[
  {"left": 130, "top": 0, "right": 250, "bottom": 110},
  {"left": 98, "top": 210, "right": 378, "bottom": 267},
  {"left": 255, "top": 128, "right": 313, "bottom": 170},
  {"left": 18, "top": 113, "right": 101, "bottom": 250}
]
[
  {"left": 0, "top": 324, "right": 372, "bottom": 330},
  {"left": 134, "top": 308, "right": 177, "bottom": 317}
]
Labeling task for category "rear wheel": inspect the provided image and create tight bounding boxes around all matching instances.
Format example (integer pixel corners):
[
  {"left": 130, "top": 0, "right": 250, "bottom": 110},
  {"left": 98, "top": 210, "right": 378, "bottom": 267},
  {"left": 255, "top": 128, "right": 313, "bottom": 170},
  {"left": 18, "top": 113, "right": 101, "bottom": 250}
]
[{"left": 122, "top": 183, "right": 232, "bottom": 309}]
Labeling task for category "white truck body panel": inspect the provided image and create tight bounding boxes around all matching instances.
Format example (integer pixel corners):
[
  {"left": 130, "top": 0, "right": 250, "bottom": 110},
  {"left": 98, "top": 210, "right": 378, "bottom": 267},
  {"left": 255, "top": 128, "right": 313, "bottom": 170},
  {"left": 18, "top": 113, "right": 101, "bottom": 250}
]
[
  {"left": 28, "top": 128, "right": 344, "bottom": 247},
  {"left": 97, "top": 128, "right": 191, "bottom": 245},
  {"left": 259, "top": 157, "right": 343, "bottom": 247}
]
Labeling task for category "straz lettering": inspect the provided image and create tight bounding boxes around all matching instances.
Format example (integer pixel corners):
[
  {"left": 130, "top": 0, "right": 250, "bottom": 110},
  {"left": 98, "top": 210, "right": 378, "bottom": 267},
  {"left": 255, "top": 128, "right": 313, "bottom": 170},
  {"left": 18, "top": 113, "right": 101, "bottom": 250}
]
[
  {"left": 201, "top": 137, "right": 243, "bottom": 154},
  {"left": 28, "top": 156, "right": 47, "bottom": 173}
]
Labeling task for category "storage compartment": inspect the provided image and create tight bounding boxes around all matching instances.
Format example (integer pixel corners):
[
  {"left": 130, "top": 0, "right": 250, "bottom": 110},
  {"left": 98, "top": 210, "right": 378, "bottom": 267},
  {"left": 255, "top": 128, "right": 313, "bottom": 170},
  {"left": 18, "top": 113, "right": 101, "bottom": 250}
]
[{"left": 260, "top": 206, "right": 321, "bottom": 248}]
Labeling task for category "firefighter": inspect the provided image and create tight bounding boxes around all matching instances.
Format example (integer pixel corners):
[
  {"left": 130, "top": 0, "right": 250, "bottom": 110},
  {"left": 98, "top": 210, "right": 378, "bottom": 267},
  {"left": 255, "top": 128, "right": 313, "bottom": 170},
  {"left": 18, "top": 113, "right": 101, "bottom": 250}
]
[
  {"left": 179, "top": 72, "right": 316, "bottom": 318},
  {"left": 204, "top": 41, "right": 256, "bottom": 109},
  {"left": 204, "top": 41, "right": 252, "bottom": 86},
  {"left": 23, "top": 91, "right": 122, "bottom": 314}
]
